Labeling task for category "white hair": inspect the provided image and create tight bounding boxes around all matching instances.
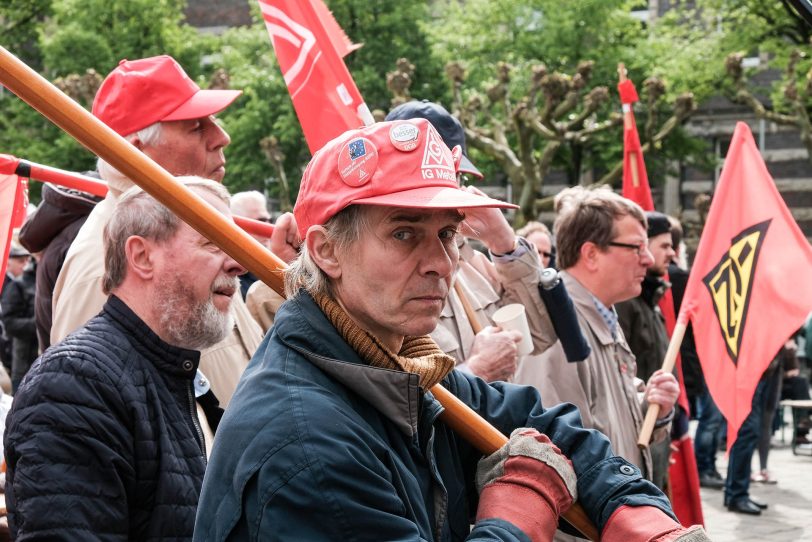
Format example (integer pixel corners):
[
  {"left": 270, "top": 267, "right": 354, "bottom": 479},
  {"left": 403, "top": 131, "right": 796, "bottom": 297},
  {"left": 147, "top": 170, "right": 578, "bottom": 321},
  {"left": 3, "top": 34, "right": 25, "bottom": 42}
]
[
  {"left": 96, "top": 121, "right": 164, "bottom": 175},
  {"left": 230, "top": 190, "right": 268, "bottom": 216}
]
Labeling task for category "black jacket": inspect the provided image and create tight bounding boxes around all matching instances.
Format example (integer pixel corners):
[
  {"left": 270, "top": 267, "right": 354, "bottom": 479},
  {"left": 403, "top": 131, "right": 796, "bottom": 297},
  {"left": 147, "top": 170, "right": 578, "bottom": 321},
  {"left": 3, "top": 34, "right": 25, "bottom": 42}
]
[
  {"left": 18, "top": 181, "right": 101, "bottom": 350},
  {"left": 616, "top": 275, "right": 671, "bottom": 383},
  {"left": 0, "top": 263, "right": 38, "bottom": 387},
  {"left": 4, "top": 295, "right": 207, "bottom": 541}
]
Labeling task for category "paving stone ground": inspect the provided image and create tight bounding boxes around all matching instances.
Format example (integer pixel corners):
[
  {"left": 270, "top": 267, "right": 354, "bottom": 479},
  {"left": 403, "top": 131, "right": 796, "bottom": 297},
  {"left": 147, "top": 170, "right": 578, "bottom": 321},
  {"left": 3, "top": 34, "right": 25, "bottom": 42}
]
[{"left": 697, "top": 420, "right": 812, "bottom": 541}]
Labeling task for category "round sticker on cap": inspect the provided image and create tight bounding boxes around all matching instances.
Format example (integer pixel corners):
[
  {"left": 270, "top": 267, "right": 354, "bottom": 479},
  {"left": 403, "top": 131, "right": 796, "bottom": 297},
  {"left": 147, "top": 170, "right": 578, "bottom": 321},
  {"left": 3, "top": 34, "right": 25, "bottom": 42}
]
[
  {"left": 338, "top": 137, "right": 378, "bottom": 187},
  {"left": 389, "top": 121, "right": 422, "bottom": 152}
]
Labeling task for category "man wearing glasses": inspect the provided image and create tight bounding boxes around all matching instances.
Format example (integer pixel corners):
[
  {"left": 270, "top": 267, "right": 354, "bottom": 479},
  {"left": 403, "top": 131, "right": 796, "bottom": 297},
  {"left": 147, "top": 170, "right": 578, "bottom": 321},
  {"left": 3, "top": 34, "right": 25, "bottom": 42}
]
[{"left": 514, "top": 186, "right": 679, "bottom": 527}]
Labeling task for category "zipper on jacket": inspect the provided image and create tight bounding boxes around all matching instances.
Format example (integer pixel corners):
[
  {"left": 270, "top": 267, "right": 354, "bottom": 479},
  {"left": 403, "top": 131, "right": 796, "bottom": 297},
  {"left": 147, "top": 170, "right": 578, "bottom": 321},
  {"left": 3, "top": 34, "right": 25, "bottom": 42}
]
[{"left": 187, "top": 384, "right": 207, "bottom": 458}]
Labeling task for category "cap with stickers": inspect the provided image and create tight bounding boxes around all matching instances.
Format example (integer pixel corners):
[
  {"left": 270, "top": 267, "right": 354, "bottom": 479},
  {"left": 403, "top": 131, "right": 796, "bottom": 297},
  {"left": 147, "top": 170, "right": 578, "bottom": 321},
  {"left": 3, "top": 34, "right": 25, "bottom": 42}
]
[{"left": 293, "top": 119, "right": 517, "bottom": 238}]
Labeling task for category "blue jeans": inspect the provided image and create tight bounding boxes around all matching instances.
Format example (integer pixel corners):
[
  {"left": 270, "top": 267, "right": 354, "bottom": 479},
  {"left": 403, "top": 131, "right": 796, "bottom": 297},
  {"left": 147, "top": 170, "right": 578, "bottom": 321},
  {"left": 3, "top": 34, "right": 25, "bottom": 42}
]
[
  {"left": 694, "top": 385, "right": 724, "bottom": 475},
  {"left": 725, "top": 380, "right": 767, "bottom": 504}
]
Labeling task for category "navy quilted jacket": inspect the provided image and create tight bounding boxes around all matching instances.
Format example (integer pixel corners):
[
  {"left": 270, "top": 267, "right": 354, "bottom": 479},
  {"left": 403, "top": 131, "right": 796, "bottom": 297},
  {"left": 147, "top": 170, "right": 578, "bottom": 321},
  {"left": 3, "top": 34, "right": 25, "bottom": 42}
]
[{"left": 4, "top": 295, "right": 207, "bottom": 541}]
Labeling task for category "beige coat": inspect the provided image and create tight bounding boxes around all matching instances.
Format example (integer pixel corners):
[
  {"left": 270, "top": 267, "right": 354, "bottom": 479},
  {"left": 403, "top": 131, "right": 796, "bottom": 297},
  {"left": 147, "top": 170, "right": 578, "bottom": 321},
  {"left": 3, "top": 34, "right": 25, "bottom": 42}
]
[
  {"left": 50, "top": 175, "right": 262, "bottom": 408},
  {"left": 432, "top": 241, "right": 556, "bottom": 366},
  {"left": 245, "top": 280, "right": 286, "bottom": 334},
  {"left": 514, "top": 271, "right": 667, "bottom": 478}
]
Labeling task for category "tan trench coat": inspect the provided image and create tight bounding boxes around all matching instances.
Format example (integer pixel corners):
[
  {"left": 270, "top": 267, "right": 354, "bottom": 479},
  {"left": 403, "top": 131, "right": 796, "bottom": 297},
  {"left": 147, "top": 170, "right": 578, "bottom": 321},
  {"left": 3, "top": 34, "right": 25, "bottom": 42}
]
[
  {"left": 50, "top": 176, "right": 262, "bottom": 409},
  {"left": 514, "top": 270, "right": 669, "bottom": 479}
]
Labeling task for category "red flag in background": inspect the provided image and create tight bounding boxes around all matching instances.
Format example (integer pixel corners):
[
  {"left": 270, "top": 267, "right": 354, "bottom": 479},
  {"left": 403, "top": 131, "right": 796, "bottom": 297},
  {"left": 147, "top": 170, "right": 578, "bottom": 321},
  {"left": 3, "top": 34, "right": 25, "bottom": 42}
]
[
  {"left": 0, "top": 154, "right": 26, "bottom": 279},
  {"left": 679, "top": 122, "right": 812, "bottom": 452},
  {"left": 258, "top": 0, "right": 374, "bottom": 154},
  {"left": 618, "top": 72, "right": 654, "bottom": 211}
]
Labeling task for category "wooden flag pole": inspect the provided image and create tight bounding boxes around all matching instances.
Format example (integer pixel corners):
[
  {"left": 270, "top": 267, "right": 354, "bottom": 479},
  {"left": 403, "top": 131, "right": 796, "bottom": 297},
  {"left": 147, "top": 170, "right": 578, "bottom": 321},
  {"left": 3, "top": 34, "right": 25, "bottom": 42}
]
[
  {"left": 617, "top": 63, "right": 640, "bottom": 188},
  {"left": 637, "top": 321, "right": 687, "bottom": 448},
  {"left": 0, "top": 46, "right": 598, "bottom": 541},
  {"left": 453, "top": 280, "right": 485, "bottom": 334}
]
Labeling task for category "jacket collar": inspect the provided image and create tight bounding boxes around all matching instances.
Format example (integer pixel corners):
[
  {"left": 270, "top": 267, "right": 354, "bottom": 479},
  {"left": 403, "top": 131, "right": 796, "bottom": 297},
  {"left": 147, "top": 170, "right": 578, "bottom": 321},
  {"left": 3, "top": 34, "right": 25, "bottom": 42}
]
[
  {"left": 103, "top": 295, "right": 200, "bottom": 379},
  {"left": 274, "top": 291, "right": 427, "bottom": 436}
]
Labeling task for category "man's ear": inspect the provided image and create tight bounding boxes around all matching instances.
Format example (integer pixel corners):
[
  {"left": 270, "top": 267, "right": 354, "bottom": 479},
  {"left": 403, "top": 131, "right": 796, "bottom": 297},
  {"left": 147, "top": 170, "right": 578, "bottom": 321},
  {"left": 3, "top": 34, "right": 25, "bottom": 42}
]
[
  {"left": 579, "top": 241, "right": 601, "bottom": 272},
  {"left": 127, "top": 133, "right": 145, "bottom": 152},
  {"left": 124, "top": 236, "right": 156, "bottom": 281},
  {"left": 307, "top": 226, "right": 342, "bottom": 279}
]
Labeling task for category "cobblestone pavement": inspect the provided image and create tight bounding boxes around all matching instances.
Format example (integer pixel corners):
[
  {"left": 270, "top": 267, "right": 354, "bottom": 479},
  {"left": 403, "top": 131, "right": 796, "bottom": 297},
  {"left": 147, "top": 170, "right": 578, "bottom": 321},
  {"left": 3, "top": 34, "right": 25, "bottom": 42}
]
[{"left": 699, "top": 439, "right": 812, "bottom": 541}]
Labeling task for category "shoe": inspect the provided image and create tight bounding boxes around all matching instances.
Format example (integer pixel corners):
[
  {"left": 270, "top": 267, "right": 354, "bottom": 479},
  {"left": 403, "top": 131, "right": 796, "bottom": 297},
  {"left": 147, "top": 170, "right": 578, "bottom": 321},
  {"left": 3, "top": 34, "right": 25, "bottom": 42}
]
[
  {"left": 727, "top": 499, "right": 762, "bottom": 515},
  {"left": 748, "top": 497, "right": 769, "bottom": 510},
  {"left": 751, "top": 470, "right": 778, "bottom": 484},
  {"left": 699, "top": 471, "right": 725, "bottom": 489}
]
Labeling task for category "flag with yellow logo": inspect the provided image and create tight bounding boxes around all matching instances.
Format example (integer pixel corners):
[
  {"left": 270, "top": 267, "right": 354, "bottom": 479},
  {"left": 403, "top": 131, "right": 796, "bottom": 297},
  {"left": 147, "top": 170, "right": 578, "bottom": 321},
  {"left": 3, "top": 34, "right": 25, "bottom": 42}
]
[{"left": 678, "top": 122, "right": 812, "bottom": 451}]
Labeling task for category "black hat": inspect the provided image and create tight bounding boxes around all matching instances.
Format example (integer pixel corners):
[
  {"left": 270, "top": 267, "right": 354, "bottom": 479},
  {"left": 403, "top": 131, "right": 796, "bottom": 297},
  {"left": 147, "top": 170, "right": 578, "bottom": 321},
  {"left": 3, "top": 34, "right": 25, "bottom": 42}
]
[
  {"left": 385, "top": 100, "right": 483, "bottom": 178},
  {"left": 645, "top": 211, "right": 671, "bottom": 239}
]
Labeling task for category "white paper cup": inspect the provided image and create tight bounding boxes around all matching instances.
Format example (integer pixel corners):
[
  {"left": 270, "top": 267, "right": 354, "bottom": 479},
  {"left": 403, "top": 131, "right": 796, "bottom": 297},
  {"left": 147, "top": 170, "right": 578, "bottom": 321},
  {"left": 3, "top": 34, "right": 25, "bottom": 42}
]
[{"left": 491, "top": 303, "right": 533, "bottom": 356}]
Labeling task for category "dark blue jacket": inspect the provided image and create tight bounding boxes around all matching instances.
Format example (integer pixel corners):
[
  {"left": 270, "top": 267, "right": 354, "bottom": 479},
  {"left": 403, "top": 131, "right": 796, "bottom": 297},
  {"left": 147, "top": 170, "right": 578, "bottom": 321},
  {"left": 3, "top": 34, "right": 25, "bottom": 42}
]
[
  {"left": 4, "top": 296, "right": 207, "bottom": 541},
  {"left": 194, "top": 292, "right": 674, "bottom": 541}
]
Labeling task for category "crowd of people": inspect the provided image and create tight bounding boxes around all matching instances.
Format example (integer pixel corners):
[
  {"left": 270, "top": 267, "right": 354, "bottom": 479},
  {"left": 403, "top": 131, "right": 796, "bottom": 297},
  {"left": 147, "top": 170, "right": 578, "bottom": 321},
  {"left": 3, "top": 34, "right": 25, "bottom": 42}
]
[{"left": 0, "top": 52, "right": 809, "bottom": 541}]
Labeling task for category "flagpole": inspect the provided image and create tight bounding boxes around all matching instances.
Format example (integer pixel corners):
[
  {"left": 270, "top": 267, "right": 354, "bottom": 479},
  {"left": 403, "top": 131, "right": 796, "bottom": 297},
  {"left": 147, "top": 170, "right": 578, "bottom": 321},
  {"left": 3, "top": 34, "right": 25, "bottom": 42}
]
[
  {"left": 0, "top": 45, "right": 599, "bottom": 541},
  {"left": 637, "top": 321, "right": 687, "bottom": 448},
  {"left": 7, "top": 158, "right": 277, "bottom": 239}
]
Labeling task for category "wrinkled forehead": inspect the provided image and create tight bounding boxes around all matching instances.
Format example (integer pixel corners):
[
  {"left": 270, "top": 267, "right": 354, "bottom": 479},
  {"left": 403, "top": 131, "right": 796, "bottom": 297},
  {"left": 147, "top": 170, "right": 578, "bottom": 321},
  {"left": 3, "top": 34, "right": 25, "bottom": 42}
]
[{"left": 374, "top": 206, "right": 465, "bottom": 224}]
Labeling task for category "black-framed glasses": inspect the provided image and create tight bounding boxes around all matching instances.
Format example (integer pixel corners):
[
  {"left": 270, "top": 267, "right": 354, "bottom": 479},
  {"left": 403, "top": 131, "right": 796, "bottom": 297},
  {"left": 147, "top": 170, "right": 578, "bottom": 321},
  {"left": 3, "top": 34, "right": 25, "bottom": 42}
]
[{"left": 607, "top": 240, "right": 648, "bottom": 257}]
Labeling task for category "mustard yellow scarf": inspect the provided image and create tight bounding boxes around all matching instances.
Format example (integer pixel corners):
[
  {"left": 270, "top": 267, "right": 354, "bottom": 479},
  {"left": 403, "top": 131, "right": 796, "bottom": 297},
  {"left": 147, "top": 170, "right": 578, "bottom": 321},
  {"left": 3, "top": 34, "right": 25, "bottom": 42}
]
[{"left": 313, "top": 293, "right": 455, "bottom": 389}]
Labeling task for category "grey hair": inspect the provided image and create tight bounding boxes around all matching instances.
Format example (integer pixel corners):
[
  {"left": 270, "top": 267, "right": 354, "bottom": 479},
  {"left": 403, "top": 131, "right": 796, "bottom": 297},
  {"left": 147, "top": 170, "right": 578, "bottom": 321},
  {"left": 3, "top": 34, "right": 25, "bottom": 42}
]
[
  {"left": 102, "top": 175, "right": 231, "bottom": 294},
  {"left": 96, "top": 121, "right": 164, "bottom": 175},
  {"left": 553, "top": 185, "right": 646, "bottom": 269},
  {"left": 284, "top": 205, "right": 372, "bottom": 299},
  {"left": 231, "top": 190, "right": 267, "bottom": 216}
]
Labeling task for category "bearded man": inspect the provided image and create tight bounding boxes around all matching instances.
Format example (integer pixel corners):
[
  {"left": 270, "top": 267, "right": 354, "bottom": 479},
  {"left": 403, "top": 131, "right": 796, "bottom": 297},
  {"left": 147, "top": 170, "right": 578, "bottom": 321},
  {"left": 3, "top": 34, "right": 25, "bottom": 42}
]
[{"left": 4, "top": 177, "right": 243, "bottom": 541}]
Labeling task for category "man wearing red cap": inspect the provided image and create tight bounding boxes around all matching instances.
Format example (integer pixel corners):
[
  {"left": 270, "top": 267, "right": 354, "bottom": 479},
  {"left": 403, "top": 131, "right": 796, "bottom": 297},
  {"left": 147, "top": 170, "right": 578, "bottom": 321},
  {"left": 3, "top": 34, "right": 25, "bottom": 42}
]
[
  {"left": 193, "top": 120, "right": 708, "bottom": 541},
  {"left": 50, "top": 56, "right": 262, "bottom": 411}
]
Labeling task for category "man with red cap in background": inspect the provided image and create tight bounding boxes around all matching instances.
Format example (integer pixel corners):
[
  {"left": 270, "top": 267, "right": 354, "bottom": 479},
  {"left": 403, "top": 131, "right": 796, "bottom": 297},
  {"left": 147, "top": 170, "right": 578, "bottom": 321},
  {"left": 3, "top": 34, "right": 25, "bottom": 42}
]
[
  {"left": 193, "top": 120, "right": 709, "bottom": 541},
  {"left": 50, "top": 56, "right": 262, "bottom": 418}
]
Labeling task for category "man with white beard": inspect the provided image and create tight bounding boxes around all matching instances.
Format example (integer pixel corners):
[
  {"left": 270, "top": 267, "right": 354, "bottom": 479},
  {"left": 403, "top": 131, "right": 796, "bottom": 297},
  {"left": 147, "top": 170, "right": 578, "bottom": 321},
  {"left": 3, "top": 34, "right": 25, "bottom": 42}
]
[{"left": 4, "top": 177, "right": 243, "bottom": 541}]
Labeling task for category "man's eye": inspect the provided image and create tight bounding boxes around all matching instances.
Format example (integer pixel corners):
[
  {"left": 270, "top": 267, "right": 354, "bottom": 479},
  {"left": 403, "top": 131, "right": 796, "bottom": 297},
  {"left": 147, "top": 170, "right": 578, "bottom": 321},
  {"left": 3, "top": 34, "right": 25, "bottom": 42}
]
[
  {"left": 393, "top": 230, "right": 413, "bottom": 241},
  {"left": 439, "top": 229, "right": 458, "bottom": 241}
]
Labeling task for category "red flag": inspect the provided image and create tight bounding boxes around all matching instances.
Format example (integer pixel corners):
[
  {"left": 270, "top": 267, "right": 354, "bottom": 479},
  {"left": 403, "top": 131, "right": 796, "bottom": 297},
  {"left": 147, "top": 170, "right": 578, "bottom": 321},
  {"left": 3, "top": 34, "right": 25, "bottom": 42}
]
[
  {"left": 678, "top": 122, "right": 812, "bottom": 452},
  {"left": 658, "top": 279, "right": 690, "bottom": 416},
  {"left": 668, "top": 436, "right": 705, "bottom": 526},
  {"left": 0, "top": 167, "right": 25, "bottom": 279},
  {"left": 618, "top": 78, "right": 654, "bottom": 211},
  {"left": 258, "top": 0, "right": 373, "bottom": 154}
]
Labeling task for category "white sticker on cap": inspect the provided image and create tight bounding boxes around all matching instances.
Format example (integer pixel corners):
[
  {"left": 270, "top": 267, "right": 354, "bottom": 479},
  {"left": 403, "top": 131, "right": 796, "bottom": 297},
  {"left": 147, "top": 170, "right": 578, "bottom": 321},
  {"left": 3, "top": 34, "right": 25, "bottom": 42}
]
[{"left": 389, "top": 121, "right": 421, "bottom": 152}]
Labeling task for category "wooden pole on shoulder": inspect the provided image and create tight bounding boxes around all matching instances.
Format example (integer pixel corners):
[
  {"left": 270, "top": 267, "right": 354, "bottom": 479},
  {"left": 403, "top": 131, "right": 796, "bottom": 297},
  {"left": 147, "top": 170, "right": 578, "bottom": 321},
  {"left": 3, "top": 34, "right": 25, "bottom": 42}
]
[{"left": 0, "top": 45, "right": 598, "bottom": 541}]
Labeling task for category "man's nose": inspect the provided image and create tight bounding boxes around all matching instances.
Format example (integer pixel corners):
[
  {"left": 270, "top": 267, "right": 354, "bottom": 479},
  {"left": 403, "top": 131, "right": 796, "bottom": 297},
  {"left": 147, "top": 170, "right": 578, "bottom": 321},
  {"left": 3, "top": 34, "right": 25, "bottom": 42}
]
[
  {"left": 209, "top": 120, "right": 231, "bottom": 150},
  {"left": 224, "top": 253, "right": 246, "bottom": 276},
  {"left": 640, "top": 246, "right": 654, "bottom": 267},
  {"left": 420, "top": 238, "right": 457, "bottom": 277}
]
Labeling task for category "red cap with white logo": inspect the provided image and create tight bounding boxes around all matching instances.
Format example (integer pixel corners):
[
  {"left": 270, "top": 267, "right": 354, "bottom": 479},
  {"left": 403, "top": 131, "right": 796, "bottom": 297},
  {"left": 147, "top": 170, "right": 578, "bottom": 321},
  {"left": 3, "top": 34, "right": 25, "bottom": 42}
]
[{"left": 293, "top": 119, "right": 517, "bottom": 238}]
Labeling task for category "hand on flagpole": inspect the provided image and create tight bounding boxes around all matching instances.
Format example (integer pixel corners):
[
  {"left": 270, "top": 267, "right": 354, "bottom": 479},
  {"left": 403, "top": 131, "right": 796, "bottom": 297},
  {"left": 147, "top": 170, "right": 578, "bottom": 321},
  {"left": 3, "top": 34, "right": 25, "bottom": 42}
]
[
  {"left": 269, "top": 212, "right": 301, "bottom": 264},
  {"left": 643, "top": 369, "right": 679, "bottom": 418}
]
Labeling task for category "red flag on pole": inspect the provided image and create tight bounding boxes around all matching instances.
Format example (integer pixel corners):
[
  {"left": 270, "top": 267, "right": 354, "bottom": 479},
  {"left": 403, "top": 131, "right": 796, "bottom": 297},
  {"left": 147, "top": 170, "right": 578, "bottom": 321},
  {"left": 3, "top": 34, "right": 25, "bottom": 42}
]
[
  {"left": 258, "top": 0, "right": 374, "bottom": 154},
  {"left": 678, "top": 122, "right": 812, "bottom": 452},
  {"left": 0, "top": 156, "right": 25, "bottom": 278},
  {"left": 618, "top": 65, "right": 654, "bottom": 211}
]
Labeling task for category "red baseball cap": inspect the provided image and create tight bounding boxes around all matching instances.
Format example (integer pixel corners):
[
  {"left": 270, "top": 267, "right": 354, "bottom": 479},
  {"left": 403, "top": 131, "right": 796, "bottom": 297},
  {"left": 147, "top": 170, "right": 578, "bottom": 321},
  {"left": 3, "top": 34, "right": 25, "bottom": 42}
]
[
  {"left": 92, "top": 55, "right": 242, "bottom": 136},
  {"left": 294, "top": 119, "right": 517, "bottom": 238}
]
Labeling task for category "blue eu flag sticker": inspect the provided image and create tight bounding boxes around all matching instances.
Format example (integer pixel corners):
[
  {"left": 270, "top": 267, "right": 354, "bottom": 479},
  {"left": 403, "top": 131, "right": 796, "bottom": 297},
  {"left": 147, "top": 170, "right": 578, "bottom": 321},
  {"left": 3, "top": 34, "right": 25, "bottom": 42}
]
[{"left": 348, "top": 139, "right": 367, "bottom": 160}]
